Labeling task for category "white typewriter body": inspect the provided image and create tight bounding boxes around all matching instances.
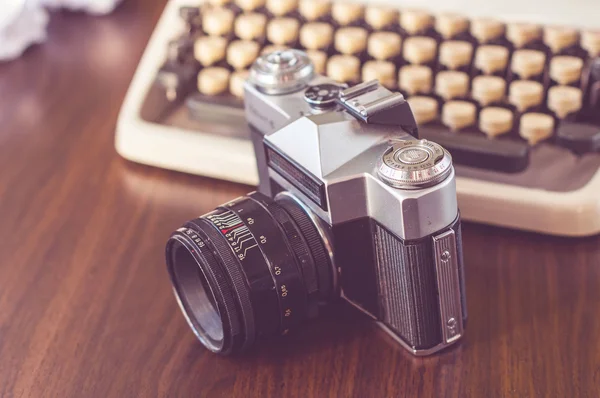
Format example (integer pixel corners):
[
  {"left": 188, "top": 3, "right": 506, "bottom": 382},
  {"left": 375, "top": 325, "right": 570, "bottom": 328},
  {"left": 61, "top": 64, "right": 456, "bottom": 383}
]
[{"left": 116, "top": 0, "right": 600, "bottom": 236}]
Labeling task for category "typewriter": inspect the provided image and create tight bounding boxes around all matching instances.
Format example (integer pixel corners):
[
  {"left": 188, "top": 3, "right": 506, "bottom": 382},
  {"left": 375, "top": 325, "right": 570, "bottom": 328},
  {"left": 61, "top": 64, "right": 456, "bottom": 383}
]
[{"left": 116, "top": 0, "right": 600, "bottom": 237}]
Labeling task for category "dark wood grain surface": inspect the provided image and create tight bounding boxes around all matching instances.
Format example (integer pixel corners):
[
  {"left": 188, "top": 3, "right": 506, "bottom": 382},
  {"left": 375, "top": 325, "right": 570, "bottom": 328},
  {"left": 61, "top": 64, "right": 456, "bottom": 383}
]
[{"left": 1, "top": 1, "right": 600, "bottom": 397}]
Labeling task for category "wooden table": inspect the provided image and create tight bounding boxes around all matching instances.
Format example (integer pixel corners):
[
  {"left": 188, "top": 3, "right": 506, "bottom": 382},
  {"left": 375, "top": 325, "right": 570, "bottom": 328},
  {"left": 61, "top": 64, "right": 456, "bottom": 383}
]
[{"left": 1, "top": 2, "right": 599, "bottom": 397}]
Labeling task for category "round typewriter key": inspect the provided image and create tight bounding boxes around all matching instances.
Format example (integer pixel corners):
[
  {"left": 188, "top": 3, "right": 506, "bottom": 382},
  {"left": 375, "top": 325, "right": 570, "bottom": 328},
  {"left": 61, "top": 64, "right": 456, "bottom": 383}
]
[
  {"left": 507, "top": 23, "right": 541, "bottom": 48},
  {"left": 442, "top": 100, "right": 477, "bottom": 130},
  {"left": 230, "top": 69, "right": 250, "bottom": 98},
  {"left": 267, "top": 0, "right": 298, "bottom": 16},
  {"left": 298, "top": 0, "right": 331, "bottom": 21},
  {"left": 331, "top": 2, "right": 363, "bottom": 26},
  {"left": 365, "top": 5, "right": 398, "bottom": 30},
  {"left": 548, "top": 85, "right": 583, "bottom": 119},
  {"left": 227, "top": 40, "right": 261, "bottom": 70},
  {"left": 368, "top": 32, "right": 402, "bottom": 61},
  {"left": 474, "top": 45, "right": 509, "bottom": 75},
  {"left": 399, "top": 9, "right": 433, "bottom": 35},
  {"left": 519, "top": 112, "right": 555, "bottom": 144},
  {"left": 198, "top": 67, "right": 231, "bottom": 95},
  {"left": 267, "top": 17, "right": 300, "bottom": 45},
  {"left": 300, "top": 22, "right": 334, "bottom": 50},
  {"left": 235, "top": 0, "right": 266, "bottom": 12},
  {"left": 471, "top": 18, "right": 505, "bottom": 43},
  {"left": 582, "top": 30, "right": 600, "bottom": 57},
  {"left": 403, "top": 36, "right": 437, "bottom": 65},
  {"left": 306, "top": 50, "right": 328, "bottom": 75},
  {"left": 326, "top": 54, "right": 360, "bottom": 83},
  {"left": 549, "top": 56, "right": 584, "bottom": 85},
  {"left": 362, "top": 60, "right": 396, "bottom": 89},
  {"left": 439, "top": 40, "right": 473, "bottom": 70},
  {"left": 194, "top": 36, "right": 228, "bottom": 66},
  {"left": 472, "top": 75, "right": 506, "bottom": 106},
  {"left": 203, "top": 7, "right": 235, "bottom": 37},
  {"left": 544, "top": 26, "right": 578, "bottom": 54},
  {"left": 479, "top": 107, "right": 514, "bottom": 138},
  {"left": 435, "top": 70, "right": 470, "bottom": 100},
  {"left": 234, "top": 13, "right": 267, "bottom": 40},
  {"left": 407, "top": 96, "right": 438, "bottom": 125},
  {"left": 261, "top": 44, "right": 289, "bottom": 55},
  {"left": 511, "top": 49, "right": 546, "bottom": 80},
  {"left": 509, "top": 80, "right": 544, "bottom": 112},
  {"left": 435, "top": 13, "right": 469, "bottom": 39},
  {"left": 335, "top": 27, "right": 368, "bottom": 55},
  {"left": 398, "top": 64, "right": 432, "bottom": 95}
]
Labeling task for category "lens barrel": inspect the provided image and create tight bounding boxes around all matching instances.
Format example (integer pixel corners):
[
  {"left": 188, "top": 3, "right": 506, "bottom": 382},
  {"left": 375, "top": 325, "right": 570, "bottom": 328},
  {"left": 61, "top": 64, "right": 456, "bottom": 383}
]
[{"left": 165, "top": 192, "right": 333, "bottom": 355}]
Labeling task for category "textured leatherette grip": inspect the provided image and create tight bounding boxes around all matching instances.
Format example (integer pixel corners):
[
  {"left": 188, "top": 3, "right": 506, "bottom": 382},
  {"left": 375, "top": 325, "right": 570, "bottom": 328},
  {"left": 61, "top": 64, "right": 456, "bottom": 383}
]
[
  {"left": 373, "top": 215, "right": 466, "bottom": 350},
  {"left": 374, "top": 224, "right": 442, "bottom": 350}
]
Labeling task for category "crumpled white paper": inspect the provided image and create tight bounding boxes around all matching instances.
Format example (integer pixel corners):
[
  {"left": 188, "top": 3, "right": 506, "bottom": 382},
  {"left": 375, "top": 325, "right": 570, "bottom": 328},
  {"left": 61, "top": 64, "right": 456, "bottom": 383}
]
[
  {"left": 0, "top": 0, "right": 122, "bottom": 61},
  {"left": 0, "top": 3, "right": 49, "bottom": 61}
]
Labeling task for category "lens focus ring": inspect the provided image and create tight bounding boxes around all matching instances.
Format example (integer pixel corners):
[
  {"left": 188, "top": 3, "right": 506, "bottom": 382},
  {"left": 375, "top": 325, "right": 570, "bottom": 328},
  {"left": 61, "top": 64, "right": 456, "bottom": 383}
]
[
  {"left": 222, "top": 196, "right": 309, "bottom": 334},
  {"left": 276, "top": 194, "right": 333, "bottom": 302},
  {"left": 250, "top": 194, "right": 321, "bottom": 318}
]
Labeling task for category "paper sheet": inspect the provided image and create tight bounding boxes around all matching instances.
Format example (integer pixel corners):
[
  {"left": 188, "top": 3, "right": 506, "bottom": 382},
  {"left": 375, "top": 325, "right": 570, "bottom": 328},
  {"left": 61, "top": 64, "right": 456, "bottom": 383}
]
[{"left": 0, "top": 0, "right": 122, "bottom": 61}]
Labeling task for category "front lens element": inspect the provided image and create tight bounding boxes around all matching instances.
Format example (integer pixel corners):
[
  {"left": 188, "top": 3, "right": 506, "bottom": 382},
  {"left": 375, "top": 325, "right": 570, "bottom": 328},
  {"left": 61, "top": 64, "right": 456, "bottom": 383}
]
[{"left": 170, "top": 241, "right": 223, "bottom": 348}]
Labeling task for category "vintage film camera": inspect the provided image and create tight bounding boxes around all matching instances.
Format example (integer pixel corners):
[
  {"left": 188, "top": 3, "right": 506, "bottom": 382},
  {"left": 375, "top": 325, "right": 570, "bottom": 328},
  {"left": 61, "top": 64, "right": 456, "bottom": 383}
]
[{"left": 165, "top": 50, "right": 467, "bottom": 356}]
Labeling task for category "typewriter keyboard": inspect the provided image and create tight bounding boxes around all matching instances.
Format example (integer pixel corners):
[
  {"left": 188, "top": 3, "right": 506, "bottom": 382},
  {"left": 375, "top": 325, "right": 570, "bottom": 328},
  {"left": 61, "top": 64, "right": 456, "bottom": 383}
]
[{"left": 144, "top": 0, "right": 600, "bottom": 193}]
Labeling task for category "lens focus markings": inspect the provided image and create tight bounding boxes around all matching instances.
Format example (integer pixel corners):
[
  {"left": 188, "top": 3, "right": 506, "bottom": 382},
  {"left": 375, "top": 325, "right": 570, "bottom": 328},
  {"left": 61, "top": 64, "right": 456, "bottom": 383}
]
[
  {"left": 207, "top": 209, "right": 258, "bottom": 261},
  {"left": 223, "top": 199, "right": 308, "bottom": 335},
  {"left": 204, "top": 206, "right": 280, "bottom": 337}
]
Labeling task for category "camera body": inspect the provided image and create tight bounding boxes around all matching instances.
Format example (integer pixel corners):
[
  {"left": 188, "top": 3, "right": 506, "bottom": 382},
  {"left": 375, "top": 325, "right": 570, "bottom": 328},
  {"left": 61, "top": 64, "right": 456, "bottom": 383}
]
[{"left": 243, "top": 50, "right": 467, "bottom": 355}]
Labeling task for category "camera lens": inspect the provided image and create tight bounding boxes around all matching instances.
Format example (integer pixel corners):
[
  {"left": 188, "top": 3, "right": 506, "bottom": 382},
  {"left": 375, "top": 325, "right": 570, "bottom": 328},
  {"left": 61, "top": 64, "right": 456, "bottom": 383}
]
[{"left": 165, "top": 192, "right": 333, "bottom": 355}]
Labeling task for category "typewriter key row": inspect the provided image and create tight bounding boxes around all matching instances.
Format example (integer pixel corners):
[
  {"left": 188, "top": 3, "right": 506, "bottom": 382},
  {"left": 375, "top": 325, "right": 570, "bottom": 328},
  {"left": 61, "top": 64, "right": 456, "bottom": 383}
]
[
  {"left": 409, "top": 96, "right": 556, "bottom": 144},
  {"left": 192, "top": 23, "right": 593, "bottom": 94},
  {"left": 194, "top": 2, "right": 600, "bottom": 57}
]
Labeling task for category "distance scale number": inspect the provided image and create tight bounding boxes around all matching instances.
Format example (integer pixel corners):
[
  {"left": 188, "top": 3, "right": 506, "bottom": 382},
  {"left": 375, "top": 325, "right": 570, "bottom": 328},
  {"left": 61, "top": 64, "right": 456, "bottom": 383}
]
[{"left": 210, "top": 199, "right": 309, "bottom": 332}]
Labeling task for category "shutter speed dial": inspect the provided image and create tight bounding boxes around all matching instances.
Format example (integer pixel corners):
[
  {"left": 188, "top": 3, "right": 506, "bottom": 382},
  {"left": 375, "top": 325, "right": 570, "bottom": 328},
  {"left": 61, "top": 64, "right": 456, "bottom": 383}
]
[{"left": 377, "top": 140, "right": 453, "bottom": 189}]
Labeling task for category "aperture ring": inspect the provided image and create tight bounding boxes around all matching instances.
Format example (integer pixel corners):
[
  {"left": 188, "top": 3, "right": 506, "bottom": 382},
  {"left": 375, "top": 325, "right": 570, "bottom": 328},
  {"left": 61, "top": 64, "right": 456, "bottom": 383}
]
[
  {"left": 205, "top": 204, "right": 281, "bottom": 338},
  {"left": 223, "top": 197, "right": 310, "bottom": 334}
]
